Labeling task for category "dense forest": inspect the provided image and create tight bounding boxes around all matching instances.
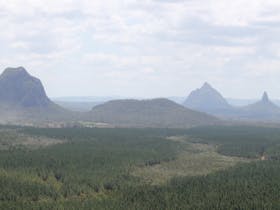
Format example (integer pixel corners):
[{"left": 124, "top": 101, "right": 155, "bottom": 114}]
[{"left": 0, "top": 126, "right": 280, "bottom": 209}]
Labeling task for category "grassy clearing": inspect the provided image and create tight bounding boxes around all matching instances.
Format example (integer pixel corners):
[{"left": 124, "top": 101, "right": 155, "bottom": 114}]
[
  {"left": 132, "top": 136, "right": 249, "bottom": 185},
  {"left": 0, "top": 128, "right": 65, "bottom": 150}
]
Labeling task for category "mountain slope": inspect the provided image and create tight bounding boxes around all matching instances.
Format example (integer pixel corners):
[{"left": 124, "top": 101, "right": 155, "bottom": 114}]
[
  {"left": 0, "top": 67, "right": 51, "bottom": 107},
  {"left": 183, "top": 83, "right": 280, "bottom": 122},
  {"left": 239, "top": 92, "right": 280, "bottom": 121},
  {"left": 89, "top": 98, "right": 220, "bottom": 128},
  {"left": 184, "top": 82, "right": 232, "bottom": 114}
]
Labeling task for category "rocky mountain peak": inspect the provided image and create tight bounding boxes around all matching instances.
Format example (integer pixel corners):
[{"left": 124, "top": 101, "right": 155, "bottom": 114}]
[
  {"left": 1, "top": 67, "right": 29, "bottom": 78},
  {"left": 262, "top": 92, "right": 269, "bottom": 103},
  {"left": 183, "top": 82, "right": 231, "bottom": 113},
  {"left": 0, "top": 67, "right": 51, "bottom": 107},
  {"left": 202, "top": 82, "right": 212, "bottom": 89}
]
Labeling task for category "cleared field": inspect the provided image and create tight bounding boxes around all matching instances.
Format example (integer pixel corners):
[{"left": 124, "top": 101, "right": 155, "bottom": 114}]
[{"left": 132, "top": 136, "right": 249, "bottom": 185}]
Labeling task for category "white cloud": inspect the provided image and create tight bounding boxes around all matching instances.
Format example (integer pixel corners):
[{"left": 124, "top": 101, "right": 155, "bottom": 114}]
[{"left": 0, "top": 0, "right": 280, "bottom": 98}]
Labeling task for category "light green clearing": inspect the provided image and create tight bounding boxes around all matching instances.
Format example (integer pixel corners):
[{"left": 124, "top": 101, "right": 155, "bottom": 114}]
[{"left": 132, "top": 136, "right": 250, "bottom": 185}]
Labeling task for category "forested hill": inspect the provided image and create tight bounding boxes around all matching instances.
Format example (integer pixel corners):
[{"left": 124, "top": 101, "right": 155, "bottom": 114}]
[{"left": 89, "top": 98, "right": 220, "bottom": 128}]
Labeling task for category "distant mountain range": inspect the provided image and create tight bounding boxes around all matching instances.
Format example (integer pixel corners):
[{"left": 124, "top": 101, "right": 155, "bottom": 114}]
[
  {"left": 183, "top": 83, "right": 280, "bottom": 122},
  {"left": 2, "top": 67, "right": 280, "bottom": 126},
  {"left": 0, "top": 67, "right": 219, "bottom": 128},
  {"left": 53, "top": 96, "right": 280, "bottom": 111}
]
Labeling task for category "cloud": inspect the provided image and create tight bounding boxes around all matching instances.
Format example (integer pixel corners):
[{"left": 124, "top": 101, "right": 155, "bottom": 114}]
[{"left": 0, "top": 0, "right": 280, "bottom": 98}]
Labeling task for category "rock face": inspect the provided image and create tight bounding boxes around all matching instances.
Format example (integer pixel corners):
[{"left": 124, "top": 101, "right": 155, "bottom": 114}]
[
  {"left": 0, "top": 67, "right": 51, "bottom": 107},
  {"left": 89, "top": 98, "right": 220, "bottom": 128},
  {"left": 183, "top": 82, "right": 232, "bottom": 114},
  {"left": 0, "top": 67, "right": 74, "bottom": 124},
  {"left": 262, "top": 92, "right": 269, "bottom": 103}
]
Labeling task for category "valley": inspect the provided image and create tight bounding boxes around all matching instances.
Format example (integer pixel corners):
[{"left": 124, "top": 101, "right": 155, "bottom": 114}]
[
  {"left": 2, "top": 0, "right": 280, "bottom": 209},
  {"left": 0, "top": 68, "right": 280, "bottom": 209},
  {"left": 132, "top": 136, "right": 248, "bottom": 185},
  {"left": 1, "top": 125, "right": 280, "bottom": 209}
]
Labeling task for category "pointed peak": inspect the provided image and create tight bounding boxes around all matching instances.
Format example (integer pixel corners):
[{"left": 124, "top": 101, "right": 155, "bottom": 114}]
[
  {"left": 202, "top": 82, "right": 212, "bottom": 89},
  {"left": 262, "top": 91, "right": 269, "bottom": 103}
]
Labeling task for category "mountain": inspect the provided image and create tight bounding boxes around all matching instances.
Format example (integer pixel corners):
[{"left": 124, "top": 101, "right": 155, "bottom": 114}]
[
  {"left": 0, "top": 67, "right": 52, "bottom": 107},
  {"left": 54, "top": 101, "right": 102, "bottom": 112},
  {"left": 89, "top": 98, "right": 220, "bottom": 128},
  {"left": 182, "top": 83, "right": 280, "bottom": 122},
  {"left": 183, "top": 82, "right": 233, "bottom": 114},
  {"left": 239, "top": 92, "right": 280, "bottom": 121},
  {"left": 0, "top": 67, "right": 72, "bottom": 124}
]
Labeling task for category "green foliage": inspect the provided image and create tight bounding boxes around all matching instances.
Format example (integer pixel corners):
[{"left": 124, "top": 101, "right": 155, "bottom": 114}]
[
  {"left": 186, "top": 126, "right": 280, "bottom": 158},
  {"left": 120, "top": 160, "right": 280, "bottom": 210},
  {"left": 0, "top": 127, "right": 182, "bottom": 208},
  {"left": 1, "top": 125, "right": 280, "bottom": 209}
]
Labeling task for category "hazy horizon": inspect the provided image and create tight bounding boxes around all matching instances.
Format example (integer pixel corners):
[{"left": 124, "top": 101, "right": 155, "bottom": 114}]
[
  {"left": 52, "top": 95, "right": 280, "bottom": 105},
  {"left": 1, "top": 1, "right": 280, "bottom": 99}
]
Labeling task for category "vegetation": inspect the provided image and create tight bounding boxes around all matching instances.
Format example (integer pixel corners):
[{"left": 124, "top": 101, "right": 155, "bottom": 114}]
[
  {"left": 120, "top": 160, "right": 280, "bottom": 210},
  {"left": 1, "top": 125, "right": 280, "bottom": 209},
  {"left": 0, "top": 126, "right": 183, "bottom": 209},
  {"left": 186, "top": 126, "right": 280, "bottom": 158},
  {"left": 132, "top": 137, "right": 247, "bottom": 185}
]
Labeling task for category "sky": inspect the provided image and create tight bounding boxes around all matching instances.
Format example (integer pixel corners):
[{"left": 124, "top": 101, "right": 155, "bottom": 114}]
[{"left": 1, "top": 0, "right": 280, "bottom": 99}]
